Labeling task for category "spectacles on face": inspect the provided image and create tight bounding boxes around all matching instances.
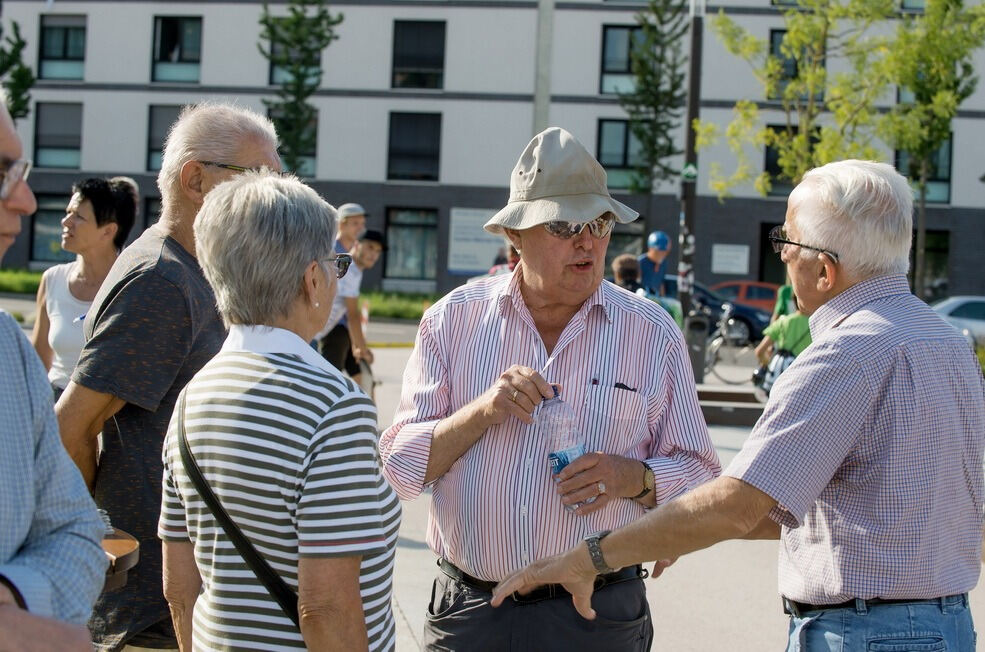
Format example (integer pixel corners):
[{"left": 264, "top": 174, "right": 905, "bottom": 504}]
[
  {"left": 320, "top": 253, "right": 352, "bottom": 279},
  {"left": 199, "top": 160, "right": 283, "bottom": 176},
  {"left": 0, "top": 159, "right": 31, "bottom": 201},
  {"left": 542, "top": 214, "right": 615, "bottom": 240},
  {"left": 768, "top": 225, "right": 839, "bottom": 264}
]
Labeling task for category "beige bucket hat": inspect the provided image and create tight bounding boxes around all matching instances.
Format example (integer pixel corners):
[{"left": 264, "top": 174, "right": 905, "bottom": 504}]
[{"left": 484, "top": 127, "right": 639, "bottom": 235}]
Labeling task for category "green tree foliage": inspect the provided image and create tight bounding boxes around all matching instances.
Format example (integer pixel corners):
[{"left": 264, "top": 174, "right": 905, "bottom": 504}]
[
  {"left": 258, "top": 0, "right": 343, "bottom": 176},
  {"left": 695, "top": 0, "right": 895, "bottom": 197},
  {"left": 878, "top": 0, "right": 985, "bottom": 299},
  {"left": 617, "top": 0, "right": 688, "bottom": 193},
  {"left": 0, "top": 21, "right": 36, "bottom": 123}
]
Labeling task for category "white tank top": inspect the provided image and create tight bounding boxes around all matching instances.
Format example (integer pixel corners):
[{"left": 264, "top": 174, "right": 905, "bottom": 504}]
[{"left": 44, "top": 262, "right": 92, "bottom": 389}]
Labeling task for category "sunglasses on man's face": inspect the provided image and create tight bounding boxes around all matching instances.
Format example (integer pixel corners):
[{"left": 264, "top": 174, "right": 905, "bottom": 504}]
[
  {"left": 0, "top": 158, "right": 31, "bottom": 201},
  {"left": 320, "top": 253, "right": 352, "bottom": 279},
  {"left": 542, "top": 214, "right": 615, "bottom": 240}
]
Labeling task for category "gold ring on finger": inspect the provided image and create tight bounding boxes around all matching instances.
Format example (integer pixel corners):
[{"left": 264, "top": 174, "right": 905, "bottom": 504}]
[{"left": 511, "top": 389, "right": 519, "bottom": 402}]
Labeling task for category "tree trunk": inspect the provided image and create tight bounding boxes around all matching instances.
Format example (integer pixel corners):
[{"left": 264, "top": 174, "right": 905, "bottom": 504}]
[{"left": 913, "top": 158, "right": 928, "bottom": 301}]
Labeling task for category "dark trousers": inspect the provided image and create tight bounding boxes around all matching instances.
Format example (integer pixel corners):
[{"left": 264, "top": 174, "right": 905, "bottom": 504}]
[
  {"left": 319, "top": 323, "right": 359, "bottom": 376},
  {"left": 423, "top": 569, "right": 653, "bottom": 652}
]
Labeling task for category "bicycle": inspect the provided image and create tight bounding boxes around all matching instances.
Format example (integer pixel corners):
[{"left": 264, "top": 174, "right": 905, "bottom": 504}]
[{"left": 703, "top": 301, "right": 757, "bottom": 385}]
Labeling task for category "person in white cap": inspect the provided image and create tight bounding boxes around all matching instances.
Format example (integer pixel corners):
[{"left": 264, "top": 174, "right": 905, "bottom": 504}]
[
  {"left": 380, "top": 127, "right": 719, "bottom": 650},
  {"left": 319, "top": 202, "right": 371, "bottom": 380}
]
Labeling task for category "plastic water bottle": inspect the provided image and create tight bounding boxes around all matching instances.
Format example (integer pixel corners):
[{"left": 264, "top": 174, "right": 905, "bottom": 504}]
[{"left": 540, "top": 387, "right": 592, "bottom": 509}]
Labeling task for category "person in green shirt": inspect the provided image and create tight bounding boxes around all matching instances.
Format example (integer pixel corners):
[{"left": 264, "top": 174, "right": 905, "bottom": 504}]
[
  {"left": 755, "top": 297, "right": 812, "bottom": 394},
  {"left": 772, "top": 282, "right": 796, "bottom": 323}
]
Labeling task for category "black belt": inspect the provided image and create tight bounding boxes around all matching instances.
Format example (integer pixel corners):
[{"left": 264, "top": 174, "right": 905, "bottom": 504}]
[
  {"left": 783, "top": 593, "right": 967, "bottom": 617},
  {"left": 438, "top": 559, "right": 647, "bottom": 604}
]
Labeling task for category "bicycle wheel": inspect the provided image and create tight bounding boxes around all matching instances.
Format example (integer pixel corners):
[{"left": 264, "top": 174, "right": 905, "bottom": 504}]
[{"left": 709, "top": 336, "right": 757, "bottom": 385}]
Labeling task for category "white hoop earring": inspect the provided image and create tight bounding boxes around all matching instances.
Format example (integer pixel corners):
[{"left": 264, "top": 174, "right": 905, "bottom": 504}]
[{"left": 314, "top": 302, "right": 320, "bottom": 308}]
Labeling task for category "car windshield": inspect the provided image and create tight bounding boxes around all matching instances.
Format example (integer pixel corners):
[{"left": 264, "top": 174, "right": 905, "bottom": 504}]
[{"left": 664, "top": 277, "right": 728, "bottom": 304}]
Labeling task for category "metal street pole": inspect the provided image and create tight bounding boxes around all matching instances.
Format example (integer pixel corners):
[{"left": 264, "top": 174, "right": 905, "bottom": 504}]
[{"left": 679, "top": 0, "right": 705, "bottom": 381}]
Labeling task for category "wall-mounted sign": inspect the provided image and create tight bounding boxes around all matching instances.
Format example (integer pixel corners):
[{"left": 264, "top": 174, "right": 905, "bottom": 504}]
[
  {"left": 711, "top": 244, "right": 749, "bottom": 275},
  {"left": 448, "top": 207, "right": 504, "bottom": 275}
]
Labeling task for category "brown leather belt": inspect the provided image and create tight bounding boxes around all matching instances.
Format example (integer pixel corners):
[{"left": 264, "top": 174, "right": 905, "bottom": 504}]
[
  {"left": 438, "top": 558, "right": 647, "bottom": 604},
  {"left": 783, "top": 594, "right": 967, "bottom": 617}
]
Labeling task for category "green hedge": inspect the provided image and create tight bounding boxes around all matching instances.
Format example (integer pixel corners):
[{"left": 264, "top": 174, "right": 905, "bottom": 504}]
[
  {"left": 0, "top": 267, "right": 438, "bottom": 321},
  {"left": 0, "top": 269, "right": 42, "bottom": 295}
]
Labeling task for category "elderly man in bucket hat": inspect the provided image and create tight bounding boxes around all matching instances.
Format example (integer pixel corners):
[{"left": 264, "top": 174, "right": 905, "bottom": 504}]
[{"left": 380, "top": 127, "right": 720, "bottom": 650}]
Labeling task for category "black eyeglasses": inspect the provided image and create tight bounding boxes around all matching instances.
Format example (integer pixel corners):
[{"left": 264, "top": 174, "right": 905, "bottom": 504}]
[
  {"left": 0, "top": 158, "right": 31, "bottom": 201},
  {"left": 768, "top": 225, "right": 839, "bottom": 263},
  {"left": 543, "top": 213, "right": 615, "bottom": 240},
  {"left": 320, "top": 253, "right": 352, "bottom": 279},
  {"left": 199, "top": 160, "right": 284, "bottom": 176}
]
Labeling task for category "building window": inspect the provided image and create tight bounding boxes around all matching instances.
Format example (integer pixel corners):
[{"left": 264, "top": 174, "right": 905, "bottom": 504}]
[
  {"left": 152, "top": 16, "right": 202, "bottom": 82},
  {"left": 597, "top": 119, "right": 644, "bottom": 189},
  {"left": 268, "top": 108, "right": 317, "bottom": 177},
  {"left": 896, "top": 136, "right": 952, "bottom": 204},
  {"left": 144, "top": 198, "right": 162, "bottom": 228},
  {"left": 385, "top": 208, "right": 438, "bottom": 280},
  {"left": 391, "top": 21, "right": 445, "bottom": 89},
  {"left": 39, "top": 15, "right": 85, "bottom": 80},
  {"left": 35, "top": 103, "right": 82, "bottom": 169},
  {"left": 387, "top": 112, "right": 441, "bottom": 181},
  {"left": 901, "top": 0, "right": 925, "bottom": 11},
  {"left": 147, "top": 105, "right": 182, "bottom": 172},
  {"left": 600, "top": 25, "right": 643, "bottom": 95},
  {"left": 769, "top": 29, "right": 797, "bottom": 99},
  {"left": 31, "top": 195, "right": 74, "bottom": 263},
  {"left": 267, "top": 20, "right": 321, "bottom": 86},
  {"left": 764, "top": 124, "right": 797, "bottom": 198}
]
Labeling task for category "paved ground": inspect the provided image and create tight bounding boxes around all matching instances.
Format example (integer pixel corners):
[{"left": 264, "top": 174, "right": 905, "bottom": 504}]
[{"left": 4, "top": 293, "right": 984, "bottom": 650}]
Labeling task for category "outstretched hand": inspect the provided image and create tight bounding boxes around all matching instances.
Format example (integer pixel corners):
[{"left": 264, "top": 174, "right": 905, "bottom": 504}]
[{"left": 490, "top": 547, "right": 599, "bottom": 620}]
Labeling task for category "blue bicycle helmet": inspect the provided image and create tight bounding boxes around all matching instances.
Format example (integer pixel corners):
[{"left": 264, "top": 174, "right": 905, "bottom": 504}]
[{"left": 647, "top": 230, "right": 670, "bottom": 251}]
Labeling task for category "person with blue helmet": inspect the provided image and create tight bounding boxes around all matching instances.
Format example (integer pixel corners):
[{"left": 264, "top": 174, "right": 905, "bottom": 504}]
[{"left": 638, "top": 229, "right": 672, "bottom": 296}]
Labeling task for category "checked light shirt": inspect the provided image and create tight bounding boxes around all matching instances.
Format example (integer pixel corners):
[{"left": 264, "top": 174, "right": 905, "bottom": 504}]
[
  {"left": 0, "top": 311, "right": 107, "bottom": 624},
  {"left": 380, "top": 266, "right": 720, "bottom": 582},
  {"left": 727, "top": 274, "right": 985, "bottom": 603}
]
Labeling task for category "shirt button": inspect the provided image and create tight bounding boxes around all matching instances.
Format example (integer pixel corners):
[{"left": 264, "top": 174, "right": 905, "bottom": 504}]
[{"left": 520, "top": 505, "right": 527, "bottom": 516}]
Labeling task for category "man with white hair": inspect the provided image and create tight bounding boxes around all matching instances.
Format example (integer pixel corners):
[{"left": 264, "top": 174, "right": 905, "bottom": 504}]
[
  {"left": 493, "top": 159, "right": 985, "bottom": 651},
  {"left": 55, "top": 103, "right": 280, "bottom": 650},
  {"left": 380, "top": 127, "right": 719, "bottom": 649}
]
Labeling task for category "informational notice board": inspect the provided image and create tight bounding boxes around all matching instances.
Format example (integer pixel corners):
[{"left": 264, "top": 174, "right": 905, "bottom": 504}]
[{"left": 448, "top": 207, "right": 504, "bottom": 275}]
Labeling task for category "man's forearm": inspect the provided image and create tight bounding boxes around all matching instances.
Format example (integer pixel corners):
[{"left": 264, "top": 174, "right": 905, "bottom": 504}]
[
  {"left": 603, "top": 477, "right": 776, "bottom": 571},
  {"left": 0, "top": 605, "right": 91, "bottom": 652},
  {"left": 55, "top": 382, "right": 124, "bottom": 490},
  {"left": 425, "top": 400, "right": 492, "bottom": 484}
]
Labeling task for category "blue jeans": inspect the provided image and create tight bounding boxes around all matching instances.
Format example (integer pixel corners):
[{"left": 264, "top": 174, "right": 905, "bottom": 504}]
[{"left": 787, "top": 594, "right": 975, "bottom": 651}]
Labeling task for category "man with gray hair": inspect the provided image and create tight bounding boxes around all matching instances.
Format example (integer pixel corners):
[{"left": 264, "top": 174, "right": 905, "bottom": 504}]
[
  {"left": 55, "top": 102, "right": 280, "bottom": 649},
  {"left": 381, "top": 127, "right": 719, "bottom": 649},
  {"left": 493, "top": 159, "right": 985, "bottom": 651}
]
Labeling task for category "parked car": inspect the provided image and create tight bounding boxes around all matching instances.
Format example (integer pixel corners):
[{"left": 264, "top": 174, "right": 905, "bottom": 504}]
[
  {"left": 663, "top": 276, "right": 772, "bottom": 343},
  {"left": 710, "top": 280, "right": 781, "bottom": 314},
  {"left": 931, "top": 296, "right": 985, "bottom": 348}
]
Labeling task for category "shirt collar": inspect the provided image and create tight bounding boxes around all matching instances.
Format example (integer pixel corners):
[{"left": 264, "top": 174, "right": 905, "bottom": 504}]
[
  {"left": 221, "top": 323, "right": 336, "bottom": 374},
  {"left": 809, "top": 274, "right": 912, "bottom": 337},
  {"left": 495, "top": 262, "right": 612, "bottom": 323}
]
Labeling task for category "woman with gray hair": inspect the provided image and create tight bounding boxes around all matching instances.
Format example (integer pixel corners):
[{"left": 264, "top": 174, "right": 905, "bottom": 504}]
[{"left": 158, "top": 172, "right": 401, "bottom": 651}]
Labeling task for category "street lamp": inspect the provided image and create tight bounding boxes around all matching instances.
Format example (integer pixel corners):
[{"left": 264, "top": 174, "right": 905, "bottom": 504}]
[{"left": 679, "top": 0, "right": 706, "bottom": 381}]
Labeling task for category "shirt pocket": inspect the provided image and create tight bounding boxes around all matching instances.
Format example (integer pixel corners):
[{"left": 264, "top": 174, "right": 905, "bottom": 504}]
[{"left": 579, "top": 384, "right": 649, "bottom": 454}]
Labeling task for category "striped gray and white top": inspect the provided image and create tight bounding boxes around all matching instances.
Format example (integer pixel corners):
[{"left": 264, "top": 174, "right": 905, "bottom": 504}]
[{"left": 159, "top": 325, "right": 400, "bottom": 651}]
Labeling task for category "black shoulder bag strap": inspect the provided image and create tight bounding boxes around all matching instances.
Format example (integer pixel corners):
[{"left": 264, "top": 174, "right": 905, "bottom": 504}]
[{"left": 176, "top": 393, "right": 300, "bottom": 627}]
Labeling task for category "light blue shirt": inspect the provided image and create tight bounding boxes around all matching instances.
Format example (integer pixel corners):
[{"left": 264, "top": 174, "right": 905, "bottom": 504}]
[{"left": 0, "top": 310, "right": 107, "bottom": 624}]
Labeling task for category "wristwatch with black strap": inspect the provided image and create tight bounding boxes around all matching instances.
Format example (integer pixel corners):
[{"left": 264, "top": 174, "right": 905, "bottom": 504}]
[
  {"left": 584, "top": 530, "right": 614, "bottom": 574},
  {"left": 631, "top": 461, "right": 655, "bottom": 500}
]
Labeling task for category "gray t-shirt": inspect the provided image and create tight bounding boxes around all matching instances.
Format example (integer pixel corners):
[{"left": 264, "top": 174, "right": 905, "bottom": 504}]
[{"left": 73, "top": 227, "right": 225, "bottom": 649}]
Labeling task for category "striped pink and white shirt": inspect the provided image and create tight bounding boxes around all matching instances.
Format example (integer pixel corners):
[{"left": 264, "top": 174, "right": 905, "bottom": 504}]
[{"left": 380, "top": 266, "right": 720, "bottom": 581}]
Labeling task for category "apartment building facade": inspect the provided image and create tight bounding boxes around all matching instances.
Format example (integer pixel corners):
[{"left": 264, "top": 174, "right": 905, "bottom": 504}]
[{"left": 3, "top": 0, "right": 983, "bottom": 297}]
